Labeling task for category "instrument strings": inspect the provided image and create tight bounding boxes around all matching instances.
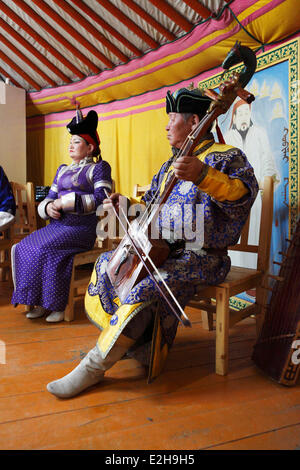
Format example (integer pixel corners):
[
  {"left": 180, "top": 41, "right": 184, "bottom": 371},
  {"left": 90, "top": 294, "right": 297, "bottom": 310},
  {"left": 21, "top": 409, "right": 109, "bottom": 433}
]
[
  {"left": 137, "top": 122, "right": 202, "bottom": 234},
  {"left": 259, "top": 224, "right": 300, "bottom": 345}
]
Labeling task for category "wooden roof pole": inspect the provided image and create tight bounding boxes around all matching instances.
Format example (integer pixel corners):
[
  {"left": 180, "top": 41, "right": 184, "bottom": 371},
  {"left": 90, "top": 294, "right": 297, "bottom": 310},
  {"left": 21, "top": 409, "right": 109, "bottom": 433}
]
[
  {"left": 182, "top": 0, "right": 212, "bottom": 19},
  {"left": 148, "top": 0, "right": 193, "bottom": 32},
  {"left": 70, "top": 0, "right": 142, "bottom": 57},
  {"left": 0, "top": 17, "right": 70, "bottom": 84},
  {"left": 51, "top": 0, "right": 129, "bottom": 63},
  {"left": 19, "top": 0, "right": 106, "bottom": 72},
  {"left": 95, "top": 0, "right": 159, "bottom": 49},
  {"left": 0, "top": 32, "right": 57, "bottom": 87},
  {"left": 0, "top": 0, "right": 83, "bottom": 80},
  {"left": 121, "top": 0, "right": 176, "bottom": 41},
  {"left": 0, "top": 49, "right": 41, "bottom": 90}
]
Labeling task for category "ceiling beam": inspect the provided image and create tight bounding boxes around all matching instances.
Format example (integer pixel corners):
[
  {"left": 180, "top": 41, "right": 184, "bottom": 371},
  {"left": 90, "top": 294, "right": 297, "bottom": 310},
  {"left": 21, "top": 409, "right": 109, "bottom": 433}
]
[
  {"left": 121, "top": 0, "right": 176, "bottom": 42},
  {"left": 0, "top": 31, "right": 57, "bottom": 87},
  {"left": 181, "top": 0, "right": 212, "bottom": 19},
  {"left": 70, "top": 0, "right": 142, "bottom": 57},
  {"left": 51, "top": 0, "right": 129, "bottom": 63},
  {"left": 14, "top": 0, "right": 105, "bottom": 73},
  {"left": 0, "top": 49, "right": 41, "bottom": 90},
  {"left": 148, "top": 0, "right": 193, "bottom": 32},
  {"left": 0, "top": 0, "right": 83, "bottom": 80},
  {"left": 0, "top": 65, "right": 19, "bottom": 88},
  {"left": 0, "top": 17, "right": 70, "bottom": 84},
  {"left": 29, "top": 0, "right": 114, "bottom": 70},
  {"left": 95, "top": 0, "right": 159, "bottom": 49}
]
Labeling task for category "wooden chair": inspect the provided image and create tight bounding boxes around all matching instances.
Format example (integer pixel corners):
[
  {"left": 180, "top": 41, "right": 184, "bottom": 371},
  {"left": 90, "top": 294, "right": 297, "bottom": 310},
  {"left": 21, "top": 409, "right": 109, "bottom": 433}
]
[
  {"left": 0, "top": 226, "right": 13, "bottom": 282},
  {"left": 188, "top": 176, "right": 274, "bottom": 375},
  {"left": 133, "top": 183, "right": 152, "bottom": 198},
  {"left": 1, "top": 182, "right": 37, "bottom": 283},
  {"left": 64, "top": 238, "right": 110, "bottom": 321},
  {"left": 10, "top": 181, "right": 37, "bottom": 242},
  {"left": 133, "top": 177, "right": 274, "bottom": 376},
  {"left": 64, "top": 181, "right": 116, "bottom": 322}
]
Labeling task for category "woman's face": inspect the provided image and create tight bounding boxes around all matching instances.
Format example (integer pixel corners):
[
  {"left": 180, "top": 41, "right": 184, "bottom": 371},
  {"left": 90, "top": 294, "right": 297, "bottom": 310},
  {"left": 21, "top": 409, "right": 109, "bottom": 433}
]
[{"left": 69, "top": 135, "right": 93, "bottom": 163}]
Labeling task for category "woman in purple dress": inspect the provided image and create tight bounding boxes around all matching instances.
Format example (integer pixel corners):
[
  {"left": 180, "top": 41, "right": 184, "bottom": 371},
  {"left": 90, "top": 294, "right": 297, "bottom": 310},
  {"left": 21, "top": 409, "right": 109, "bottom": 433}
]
[{"left": 11, "top": 109, "right": 112, "bottom": 322}]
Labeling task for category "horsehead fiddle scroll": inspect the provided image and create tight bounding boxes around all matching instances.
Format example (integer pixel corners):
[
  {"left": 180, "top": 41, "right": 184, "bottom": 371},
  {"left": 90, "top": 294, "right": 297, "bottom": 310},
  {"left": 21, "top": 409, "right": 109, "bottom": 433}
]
[{"left": 105, "top": 42, "right": 257, "bottom": 328}]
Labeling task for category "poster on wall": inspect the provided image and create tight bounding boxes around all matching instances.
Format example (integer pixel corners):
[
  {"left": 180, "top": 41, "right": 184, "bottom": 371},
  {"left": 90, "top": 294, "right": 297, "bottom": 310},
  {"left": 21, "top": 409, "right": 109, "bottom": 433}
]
[{"left": 198, "top": 38, "right": 299, "bottom": 305}]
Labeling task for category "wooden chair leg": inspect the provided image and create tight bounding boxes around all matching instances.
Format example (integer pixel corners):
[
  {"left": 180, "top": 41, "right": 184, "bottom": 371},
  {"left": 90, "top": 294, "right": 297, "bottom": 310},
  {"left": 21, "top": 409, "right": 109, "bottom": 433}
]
[
  {"left": 0, "top": 250, "right": 7, "bottom": 281},
  {"left": 215, "top": 287, "right": 230, "bottom": 376},
  {"left": 201, "top": 311, "right": 214, "bottom": 330},
  {"left": 201, "top": 298, "right": 214, "bottom": 330},
  {"left": 64, "top": 267, "right": 75, "bottom": 322},
  {"left": 64, "top": 303, "right": 74, "bottom": 322},
  {"left": 254, "top": 277, "right": 269, "bottom": 337},
  {"left": 7, "top": 266, "right": 12, "bottom": 285}
]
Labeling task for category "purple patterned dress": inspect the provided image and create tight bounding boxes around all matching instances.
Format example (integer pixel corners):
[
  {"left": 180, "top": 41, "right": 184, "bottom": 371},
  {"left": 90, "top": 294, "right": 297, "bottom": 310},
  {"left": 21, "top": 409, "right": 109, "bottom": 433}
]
[{"left": 11, "top": 156, "right": 112, "bottom": 312}]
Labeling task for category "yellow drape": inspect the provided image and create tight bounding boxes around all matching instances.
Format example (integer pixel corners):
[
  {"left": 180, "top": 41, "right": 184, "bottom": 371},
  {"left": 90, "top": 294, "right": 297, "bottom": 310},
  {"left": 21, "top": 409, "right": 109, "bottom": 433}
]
[{"left": 28, "top": 107, "right": 170, "bottom": 197}]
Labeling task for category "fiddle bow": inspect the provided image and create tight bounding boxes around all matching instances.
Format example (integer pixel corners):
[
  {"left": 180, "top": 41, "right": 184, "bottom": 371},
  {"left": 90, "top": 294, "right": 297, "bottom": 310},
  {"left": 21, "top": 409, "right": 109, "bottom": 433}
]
[{"left": 106, "top": 42, "right": 257, "bottom": 327}]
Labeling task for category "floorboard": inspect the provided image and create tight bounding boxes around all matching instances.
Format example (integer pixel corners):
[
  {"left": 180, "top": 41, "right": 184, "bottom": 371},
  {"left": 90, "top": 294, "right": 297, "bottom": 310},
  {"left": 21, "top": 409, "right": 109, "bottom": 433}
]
[{"left": 0, "top": 281, "right": 299, "bottom": 451}]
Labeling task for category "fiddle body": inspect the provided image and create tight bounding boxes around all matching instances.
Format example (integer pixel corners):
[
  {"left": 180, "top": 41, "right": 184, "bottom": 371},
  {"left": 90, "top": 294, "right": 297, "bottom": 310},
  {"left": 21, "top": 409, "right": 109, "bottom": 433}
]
[{"left": 107, "top": 218, "right": 170, "bottom": 304}]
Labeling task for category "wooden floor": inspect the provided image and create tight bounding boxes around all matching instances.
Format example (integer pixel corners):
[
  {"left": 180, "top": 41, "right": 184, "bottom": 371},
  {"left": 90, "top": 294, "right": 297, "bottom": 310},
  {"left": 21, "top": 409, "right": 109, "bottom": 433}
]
[{"left": 0, "top": 281, "right": 299, "bottom": 451}]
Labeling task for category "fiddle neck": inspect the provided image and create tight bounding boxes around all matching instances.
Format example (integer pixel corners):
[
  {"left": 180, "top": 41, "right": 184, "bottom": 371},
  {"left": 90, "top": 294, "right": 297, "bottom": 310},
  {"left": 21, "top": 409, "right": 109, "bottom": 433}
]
[{"left": 145, "top": 102, "right": 224, "bottom": 228}]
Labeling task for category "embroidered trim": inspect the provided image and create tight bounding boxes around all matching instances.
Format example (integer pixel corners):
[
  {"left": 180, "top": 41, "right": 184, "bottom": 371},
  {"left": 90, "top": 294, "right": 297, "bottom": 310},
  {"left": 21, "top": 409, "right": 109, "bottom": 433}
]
[
  {"left": 11, "top": 243, "right": 17, "bottom": 290},
  {"left": 82, "top": 194, "right": 95, "bottom": 213},
  {"left": 37, "top": 197, "right": 54, "bottom": 220},
  {"left": 49, "top": 183, "right": 58, "bottom": 193},
  {"left": 194, "top": 164, "right": 209, "bottom": 186},
  {"left": 57, "top": 165, "right": 69, "bottom": 182},
  {"left": 86, "top": 164, "right": 95, "bottom": 187},
  {"left": 94, "top": 180, "right": 112, "bottom": 190},
  {"left": 61, "top": 192, "right": 76, "bottom": 212}
]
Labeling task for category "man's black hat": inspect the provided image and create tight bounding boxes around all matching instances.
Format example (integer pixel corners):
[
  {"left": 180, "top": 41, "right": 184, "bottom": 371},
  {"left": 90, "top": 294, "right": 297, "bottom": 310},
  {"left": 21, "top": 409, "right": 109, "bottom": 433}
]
[{"left": 166, "top": 87, "right": 212, "bottom": 117}]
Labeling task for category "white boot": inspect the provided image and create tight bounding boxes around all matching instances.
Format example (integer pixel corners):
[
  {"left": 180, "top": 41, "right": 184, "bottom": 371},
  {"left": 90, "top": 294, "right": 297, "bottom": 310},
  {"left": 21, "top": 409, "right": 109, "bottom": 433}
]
[
  {"left": 26, "top": 306, "right": 47, "bottom": 319},
  {"left": 47, "top": 343, "right": 129, "bottom": 398},
  {"left": 46, "top": 311, "right": 64, "bottom": 323}
]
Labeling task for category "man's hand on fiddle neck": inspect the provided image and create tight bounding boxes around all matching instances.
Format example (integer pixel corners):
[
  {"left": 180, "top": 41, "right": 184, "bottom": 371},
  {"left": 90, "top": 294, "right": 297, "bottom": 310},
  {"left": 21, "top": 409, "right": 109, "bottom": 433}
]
[{"left": 172, "top": 155, "right": 205, "bottom": 183}]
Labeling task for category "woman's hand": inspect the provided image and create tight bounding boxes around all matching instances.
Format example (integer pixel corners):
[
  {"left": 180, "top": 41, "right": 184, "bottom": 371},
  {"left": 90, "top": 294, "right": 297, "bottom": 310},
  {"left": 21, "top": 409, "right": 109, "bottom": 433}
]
[
  {"left": 46, "top": 200, "right": 62, "bottom": 219},
  {"left": 53, "top": 198, "right": 63, "bottom": 211},
  {"left": 103, "top": 192, "right": 122, "bottom": 214}
]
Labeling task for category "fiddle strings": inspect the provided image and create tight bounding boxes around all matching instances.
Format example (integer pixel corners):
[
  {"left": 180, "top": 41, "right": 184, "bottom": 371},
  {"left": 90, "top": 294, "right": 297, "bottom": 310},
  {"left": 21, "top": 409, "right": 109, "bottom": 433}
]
[
  {"left": 104, "top": 188, "right": 191, "bottom": 327},
  {"left": 137, "top": 121, "right": 203, "bottom": 233},
  {"left": 275, "top": 232, "right": 300, "bottom": 341},
  {"left": 276, "top": 235, "right": 298, "bottom": 340},
  {"left": 139, "top": 130, "right": 193, "bottom": 226},
  {"left": 134, "top": 107, "right": 215, "bottom": 235}
]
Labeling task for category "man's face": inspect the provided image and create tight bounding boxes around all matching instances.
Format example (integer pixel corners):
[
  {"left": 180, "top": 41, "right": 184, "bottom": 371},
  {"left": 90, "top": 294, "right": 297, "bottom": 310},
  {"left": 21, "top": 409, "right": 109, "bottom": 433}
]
[
  {"left": 234, "top": 104, "right": 251, "bottom": 131},
  {"left": 166, "top": 112, "right": 195, "bottom": 149}
]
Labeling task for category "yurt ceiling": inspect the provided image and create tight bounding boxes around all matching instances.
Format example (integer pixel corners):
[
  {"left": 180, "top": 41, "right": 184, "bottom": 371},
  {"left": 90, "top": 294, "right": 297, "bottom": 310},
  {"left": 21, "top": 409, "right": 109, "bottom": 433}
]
[
  {"left": 1, "top": 0, "right": 299, "bottom": 118},
  {"left": 0, "top": 0, "right": 229, "bottom": 92}
]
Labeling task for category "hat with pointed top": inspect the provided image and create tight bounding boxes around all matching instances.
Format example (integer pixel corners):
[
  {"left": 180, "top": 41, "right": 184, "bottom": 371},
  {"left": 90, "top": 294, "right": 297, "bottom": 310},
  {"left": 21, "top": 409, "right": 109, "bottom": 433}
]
[{"left": 67, "top": 106, "right": 100, "bottom": 154}]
